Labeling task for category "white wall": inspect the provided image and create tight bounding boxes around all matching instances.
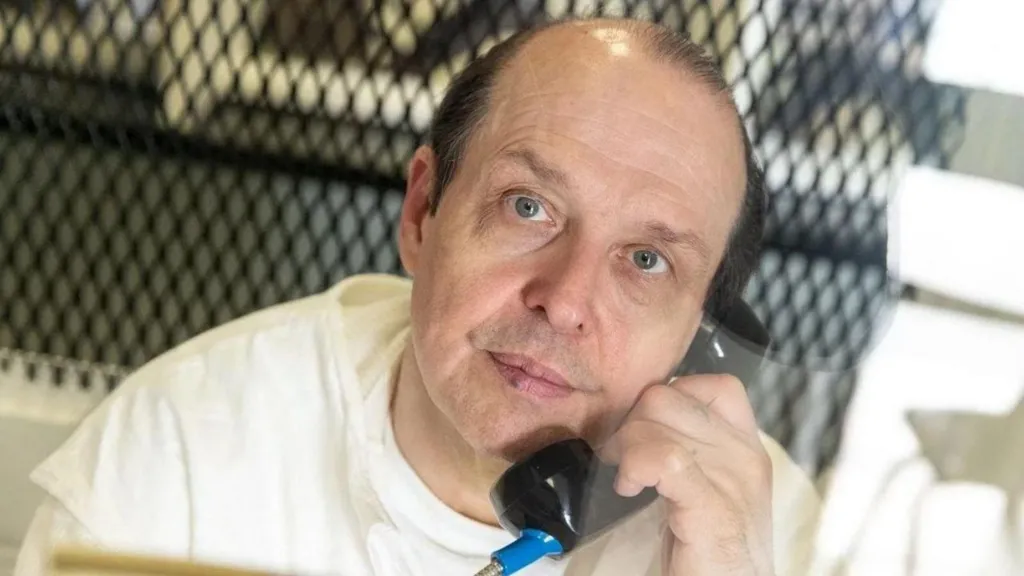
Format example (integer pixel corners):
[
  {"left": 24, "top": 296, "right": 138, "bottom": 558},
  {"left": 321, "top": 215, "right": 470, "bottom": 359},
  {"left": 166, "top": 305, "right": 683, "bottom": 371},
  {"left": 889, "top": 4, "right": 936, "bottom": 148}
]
[
  {"left": 0, "top": 412, "right": 78, "bottom": 575},
  {"left": 0, "top": 355, "right": 107, "bottom": 575}
]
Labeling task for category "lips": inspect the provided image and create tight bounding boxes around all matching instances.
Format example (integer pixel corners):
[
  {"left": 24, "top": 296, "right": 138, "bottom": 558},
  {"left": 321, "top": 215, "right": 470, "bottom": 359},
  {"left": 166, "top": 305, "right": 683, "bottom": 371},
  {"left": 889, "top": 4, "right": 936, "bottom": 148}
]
[{"left": 488, "top": 352, "right": 575, "bottom": 400}]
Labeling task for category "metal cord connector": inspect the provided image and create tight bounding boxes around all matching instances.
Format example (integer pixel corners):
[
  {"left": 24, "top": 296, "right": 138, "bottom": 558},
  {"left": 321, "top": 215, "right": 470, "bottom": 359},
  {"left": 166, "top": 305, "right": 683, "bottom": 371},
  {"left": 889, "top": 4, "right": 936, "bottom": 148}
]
[{"left": 473, "top": 559, "right": 503, "bottom": 576}]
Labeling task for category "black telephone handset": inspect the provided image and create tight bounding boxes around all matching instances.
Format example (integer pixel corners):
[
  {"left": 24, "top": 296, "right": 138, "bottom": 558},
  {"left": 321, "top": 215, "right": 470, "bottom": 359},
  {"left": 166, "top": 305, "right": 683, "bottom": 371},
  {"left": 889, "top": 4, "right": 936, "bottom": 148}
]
[{"left": 488, "top": 302, "right": 772, "bottom": 557}]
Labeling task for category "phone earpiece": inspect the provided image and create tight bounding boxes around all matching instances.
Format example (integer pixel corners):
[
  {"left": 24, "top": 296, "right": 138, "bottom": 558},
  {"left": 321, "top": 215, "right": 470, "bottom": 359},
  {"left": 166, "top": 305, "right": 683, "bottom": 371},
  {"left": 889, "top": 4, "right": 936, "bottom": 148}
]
[
  {"left": 489, "top": 301, "right": 772, "bottom": 557},
  {"left": 676, "top": 302, "right": 772, "bottom": 385}
]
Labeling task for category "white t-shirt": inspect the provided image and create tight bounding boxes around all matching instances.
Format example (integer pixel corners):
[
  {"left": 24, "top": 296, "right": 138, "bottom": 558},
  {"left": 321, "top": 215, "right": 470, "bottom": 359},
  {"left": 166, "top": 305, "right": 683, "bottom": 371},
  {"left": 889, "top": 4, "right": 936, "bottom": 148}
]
[{"left": 14, "top": 274, "right": 821, "bottom": 576}]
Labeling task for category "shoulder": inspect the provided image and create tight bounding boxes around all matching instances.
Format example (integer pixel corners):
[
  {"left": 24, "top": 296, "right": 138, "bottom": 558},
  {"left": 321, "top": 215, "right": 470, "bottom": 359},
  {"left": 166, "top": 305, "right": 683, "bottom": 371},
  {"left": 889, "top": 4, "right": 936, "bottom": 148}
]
[
  {"left": 97, "top": 272, "right": 406, "bottom": 417},
  {"left": 137, "top": 287, "right": 344, "bottom": 390},
  {"left": 27, "top": 284, "right": 349, "bottom": 543},
  {"left": 28, "top": 363, "right": 192, "bottom": 551},
  {"left": 29, "top": 274, "right": 415, "bottom": 539}
]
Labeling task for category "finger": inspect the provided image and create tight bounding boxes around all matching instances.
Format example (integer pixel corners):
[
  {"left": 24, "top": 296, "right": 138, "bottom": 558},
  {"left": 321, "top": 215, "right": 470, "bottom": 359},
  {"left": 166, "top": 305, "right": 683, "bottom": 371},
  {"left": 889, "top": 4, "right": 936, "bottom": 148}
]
[
  {"left": 604, "top": 414, "right": 759, "bottom": 498},
  {"left": 669, "top": 374, "right": 760, "bottom": 438},
  {"left": 598, "top": 384, "right": 744, "bottom": 465},
  {"left": 630, "top": 383, "right": 722, "bottom": 443},
  {"left": 606, "top": 420, "right": 711, "bottom": 503}
]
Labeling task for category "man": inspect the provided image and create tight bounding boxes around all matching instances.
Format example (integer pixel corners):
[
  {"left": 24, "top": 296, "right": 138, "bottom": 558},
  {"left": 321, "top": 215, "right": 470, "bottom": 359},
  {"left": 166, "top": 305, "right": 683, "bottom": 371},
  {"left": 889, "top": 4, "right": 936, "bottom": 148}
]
[{"left": 15, "top": 17, "right": 821, "bottom": 576}]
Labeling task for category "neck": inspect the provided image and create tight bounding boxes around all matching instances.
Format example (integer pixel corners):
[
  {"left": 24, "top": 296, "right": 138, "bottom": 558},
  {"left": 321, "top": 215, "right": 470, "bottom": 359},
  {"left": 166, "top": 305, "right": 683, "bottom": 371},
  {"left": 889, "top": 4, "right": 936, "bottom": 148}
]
[{"left": 390, "top": 344, "right": 507, "bottom": 526}]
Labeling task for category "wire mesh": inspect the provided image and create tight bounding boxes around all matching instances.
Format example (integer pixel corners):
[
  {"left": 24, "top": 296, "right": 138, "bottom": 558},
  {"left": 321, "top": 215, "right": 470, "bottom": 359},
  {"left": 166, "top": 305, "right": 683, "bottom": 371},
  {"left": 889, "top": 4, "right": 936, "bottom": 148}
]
[{"left": 0, "top": 0, "right": 967, "bottom": 474}]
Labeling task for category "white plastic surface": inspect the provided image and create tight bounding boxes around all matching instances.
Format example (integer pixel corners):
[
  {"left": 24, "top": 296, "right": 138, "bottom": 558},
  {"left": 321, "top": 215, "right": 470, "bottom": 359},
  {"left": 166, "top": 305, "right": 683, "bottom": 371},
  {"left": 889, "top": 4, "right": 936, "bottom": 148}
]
[
  {"left": 813, "top": 301, "right": 1024, "bottom": 575},
  {"left": 923, "top": 0, "right": 1024, "bottom": 98},
  {"left": 889, "top": 166, "right": 1024, "bottom": 318}
]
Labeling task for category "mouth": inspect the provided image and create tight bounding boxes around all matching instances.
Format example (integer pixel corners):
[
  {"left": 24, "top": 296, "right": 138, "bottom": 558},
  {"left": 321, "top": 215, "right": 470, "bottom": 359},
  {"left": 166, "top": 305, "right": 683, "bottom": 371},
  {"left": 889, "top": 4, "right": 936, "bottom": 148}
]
[{"left": 487, "top": 351, "right": 576, "bottom": 400}]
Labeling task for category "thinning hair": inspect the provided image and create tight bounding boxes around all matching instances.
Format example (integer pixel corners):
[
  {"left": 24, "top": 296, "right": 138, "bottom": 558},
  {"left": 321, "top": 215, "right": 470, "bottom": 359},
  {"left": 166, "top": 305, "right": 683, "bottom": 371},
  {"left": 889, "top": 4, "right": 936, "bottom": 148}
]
[{"left": 426, "top": 18, "right": 767, "bottom": 320}]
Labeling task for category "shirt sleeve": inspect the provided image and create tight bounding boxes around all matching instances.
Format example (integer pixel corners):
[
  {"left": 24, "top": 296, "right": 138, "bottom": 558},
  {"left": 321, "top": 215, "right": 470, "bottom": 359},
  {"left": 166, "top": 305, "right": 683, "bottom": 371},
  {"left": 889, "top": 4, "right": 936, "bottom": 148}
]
[{"left": 21, "top": 372, "right": 193, "bottom": 567}]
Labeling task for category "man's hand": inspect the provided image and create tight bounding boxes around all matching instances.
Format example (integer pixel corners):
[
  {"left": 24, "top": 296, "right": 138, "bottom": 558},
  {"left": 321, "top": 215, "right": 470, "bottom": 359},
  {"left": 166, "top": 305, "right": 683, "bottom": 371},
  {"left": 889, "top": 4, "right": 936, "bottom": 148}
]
[{"left": 602, "top": 375, "right": 774, "bottom": 576}]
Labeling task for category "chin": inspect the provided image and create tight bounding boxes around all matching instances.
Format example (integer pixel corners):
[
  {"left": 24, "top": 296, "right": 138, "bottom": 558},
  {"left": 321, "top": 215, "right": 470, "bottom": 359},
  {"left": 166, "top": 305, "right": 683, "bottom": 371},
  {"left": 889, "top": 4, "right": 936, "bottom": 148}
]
[
  {"left": 456, "top": 409, "right": 581, "bottom": 465},
  {"left": 427, "top": 352, "right": 591, "bottom": 462}
]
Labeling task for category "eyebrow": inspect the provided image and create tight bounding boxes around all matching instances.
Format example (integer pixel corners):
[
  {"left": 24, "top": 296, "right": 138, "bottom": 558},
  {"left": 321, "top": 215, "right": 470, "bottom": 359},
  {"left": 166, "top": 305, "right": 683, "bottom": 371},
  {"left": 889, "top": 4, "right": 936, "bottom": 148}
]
[
  {"left": 643, "top": 221, "right": 712, "bottom": 269},
  {"left": 499, "top": 147, "right": 572, "bottom": 190}
]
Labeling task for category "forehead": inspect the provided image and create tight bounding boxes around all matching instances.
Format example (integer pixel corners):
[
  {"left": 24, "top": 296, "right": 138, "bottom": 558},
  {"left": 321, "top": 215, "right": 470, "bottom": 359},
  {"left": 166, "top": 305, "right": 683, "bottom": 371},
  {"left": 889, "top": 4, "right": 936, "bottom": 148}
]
[{"left": 472, "top": 25, "right": 747, "bottom": 250}]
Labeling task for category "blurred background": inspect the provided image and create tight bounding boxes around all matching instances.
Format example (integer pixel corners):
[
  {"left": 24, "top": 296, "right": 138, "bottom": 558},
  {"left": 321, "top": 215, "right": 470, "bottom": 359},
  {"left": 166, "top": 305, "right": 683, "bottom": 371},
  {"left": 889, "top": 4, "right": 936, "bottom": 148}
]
[{"left": 0, "top": 0, "right": 1021, "bottom": 573}]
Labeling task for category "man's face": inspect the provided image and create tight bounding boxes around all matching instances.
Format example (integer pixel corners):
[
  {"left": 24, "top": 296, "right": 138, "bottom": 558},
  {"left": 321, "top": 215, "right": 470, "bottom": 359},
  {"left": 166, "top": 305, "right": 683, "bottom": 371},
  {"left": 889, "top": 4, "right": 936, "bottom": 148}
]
[{"left": 398, "top": 25, "right": 747, "bottom": 462}]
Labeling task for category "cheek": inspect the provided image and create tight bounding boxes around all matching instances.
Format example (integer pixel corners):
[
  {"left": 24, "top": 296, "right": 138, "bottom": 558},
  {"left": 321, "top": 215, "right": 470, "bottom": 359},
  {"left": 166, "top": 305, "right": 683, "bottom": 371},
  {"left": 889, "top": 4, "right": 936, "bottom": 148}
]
[
  {"left": 599, "top": 315, "right": 690, "bottom": 403},
  {"left": 410, "top": 223, "right": 520, "bottom": 365}
]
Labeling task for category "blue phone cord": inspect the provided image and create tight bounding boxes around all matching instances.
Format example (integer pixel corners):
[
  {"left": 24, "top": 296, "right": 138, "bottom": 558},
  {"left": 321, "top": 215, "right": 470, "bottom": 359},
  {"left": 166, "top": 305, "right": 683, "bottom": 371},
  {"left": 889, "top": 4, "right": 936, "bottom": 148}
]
[{"left": 473, "top": 529, "right": 564, "bottom": 575}]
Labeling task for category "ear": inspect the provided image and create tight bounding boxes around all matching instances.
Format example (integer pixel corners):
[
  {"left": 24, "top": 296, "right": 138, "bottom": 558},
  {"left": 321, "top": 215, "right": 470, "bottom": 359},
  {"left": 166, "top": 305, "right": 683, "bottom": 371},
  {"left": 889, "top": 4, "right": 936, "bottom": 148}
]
[{"left": 398, "top": 145, "right": 438, "bottom": 277}]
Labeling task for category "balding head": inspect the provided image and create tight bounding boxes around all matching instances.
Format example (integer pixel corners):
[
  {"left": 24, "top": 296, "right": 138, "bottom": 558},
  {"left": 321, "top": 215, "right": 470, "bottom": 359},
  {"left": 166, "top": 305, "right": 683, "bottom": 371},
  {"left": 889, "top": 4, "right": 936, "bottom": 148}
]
[
  {"left": 536, "top": 18, "right": 732, "bottom": 92},
  {"left": 397, "top": 17, "right": 766, "bottom": 459},
  {"left": 427, "top": 18, "right": 764, "bottom": 319}
]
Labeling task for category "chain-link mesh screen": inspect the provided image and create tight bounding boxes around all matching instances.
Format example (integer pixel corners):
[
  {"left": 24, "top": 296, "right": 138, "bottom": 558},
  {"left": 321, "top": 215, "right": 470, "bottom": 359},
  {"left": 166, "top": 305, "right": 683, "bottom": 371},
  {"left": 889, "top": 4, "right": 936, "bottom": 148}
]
[{"left": 0, "top": 0, "right": 966, "bottom": 474}]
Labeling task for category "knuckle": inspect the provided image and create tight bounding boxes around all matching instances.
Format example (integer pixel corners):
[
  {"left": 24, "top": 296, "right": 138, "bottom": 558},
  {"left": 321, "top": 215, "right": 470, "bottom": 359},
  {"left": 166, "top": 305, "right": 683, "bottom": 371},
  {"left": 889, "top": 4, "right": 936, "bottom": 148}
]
[
  {"left": 668, "top": 374, "right": 699, "bottom": 394},
  {"left": 717, "top": 443, "right": 772, "bottom": 500},
  {"left": 618, "top": 417, "right": 648, "bottom": 441},
  {"left": 713, "top": 373, "right": 745, "bottom": 393},
  {"left": 637, "top": 384, "right": 676, "bottom": 416},
  {"left": 714, "top": 532, "right": 752, "bottom": 566},
  {"left": 663, "top": 444, "right": 693, "bottom": 476}
]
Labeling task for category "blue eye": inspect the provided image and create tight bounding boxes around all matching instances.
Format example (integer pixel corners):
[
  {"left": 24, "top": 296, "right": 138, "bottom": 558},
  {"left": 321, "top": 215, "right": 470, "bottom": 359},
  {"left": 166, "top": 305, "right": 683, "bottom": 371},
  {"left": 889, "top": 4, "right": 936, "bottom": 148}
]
[
  {"left": 511, "top": 195, "right": 548, "bottom": 221},
  {"left": 633, "top": 249, "right": 668, "bottom": 273}
]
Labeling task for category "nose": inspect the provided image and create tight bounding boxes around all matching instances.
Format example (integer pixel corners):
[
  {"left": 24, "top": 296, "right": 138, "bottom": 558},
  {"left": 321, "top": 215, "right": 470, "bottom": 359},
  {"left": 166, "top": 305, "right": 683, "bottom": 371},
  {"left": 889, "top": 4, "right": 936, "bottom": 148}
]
[{"left": 522, "top": 240, "right": 601, "bottom": 336}]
